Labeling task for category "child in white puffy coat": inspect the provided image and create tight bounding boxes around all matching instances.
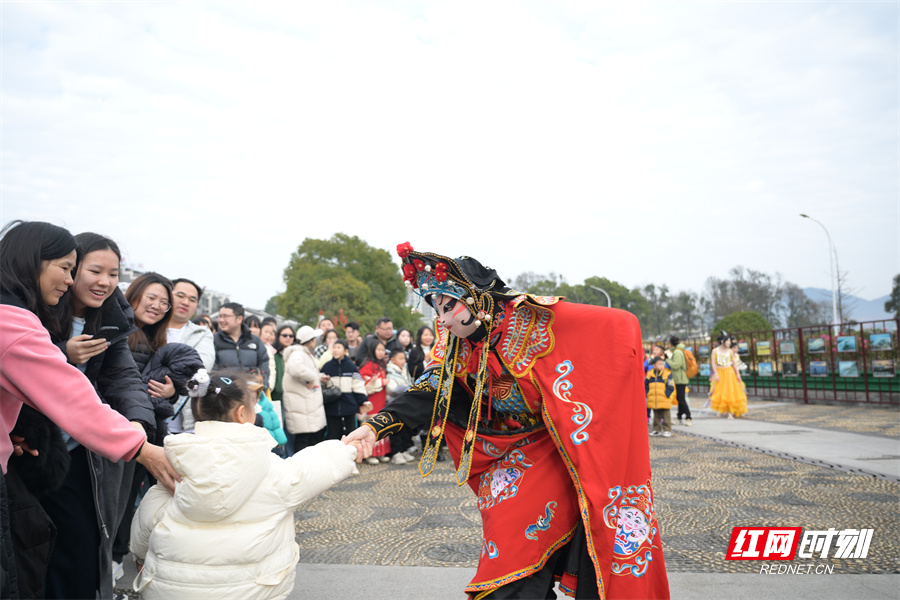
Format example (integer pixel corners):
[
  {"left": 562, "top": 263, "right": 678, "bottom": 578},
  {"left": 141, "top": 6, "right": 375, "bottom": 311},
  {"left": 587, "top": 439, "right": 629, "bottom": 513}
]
[{"left": 130, "top": 369, "right": 357, "bottom": 600}]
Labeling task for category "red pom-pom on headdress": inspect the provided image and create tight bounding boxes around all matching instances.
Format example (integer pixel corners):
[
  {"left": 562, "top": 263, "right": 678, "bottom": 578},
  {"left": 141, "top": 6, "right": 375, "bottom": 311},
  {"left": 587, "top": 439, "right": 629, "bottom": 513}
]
[
  {"left": 434, "top": 261, "right": 449, "bottom": 282},
  {"left": 397, "top": 242, "right": 414, "bottom": 259}
]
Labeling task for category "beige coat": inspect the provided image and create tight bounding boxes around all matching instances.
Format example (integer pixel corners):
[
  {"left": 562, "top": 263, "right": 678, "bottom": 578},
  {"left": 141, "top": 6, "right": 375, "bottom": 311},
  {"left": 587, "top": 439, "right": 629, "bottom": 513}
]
[{"left": 281, "top": 345, "right": 326, "bottom": 434}]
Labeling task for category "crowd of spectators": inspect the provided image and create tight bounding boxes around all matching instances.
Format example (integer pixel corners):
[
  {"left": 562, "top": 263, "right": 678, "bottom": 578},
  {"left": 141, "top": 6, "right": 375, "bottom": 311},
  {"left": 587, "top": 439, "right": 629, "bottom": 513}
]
[{"left": 0, "top": 220, "right": 435, "bottom": 600}]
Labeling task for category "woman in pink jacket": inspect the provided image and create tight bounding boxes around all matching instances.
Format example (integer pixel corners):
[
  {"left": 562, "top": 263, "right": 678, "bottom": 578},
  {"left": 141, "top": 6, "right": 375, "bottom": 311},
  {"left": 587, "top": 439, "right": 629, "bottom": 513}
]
[{"left": 0, "top": 220, "right": 179, "bottom": 599}]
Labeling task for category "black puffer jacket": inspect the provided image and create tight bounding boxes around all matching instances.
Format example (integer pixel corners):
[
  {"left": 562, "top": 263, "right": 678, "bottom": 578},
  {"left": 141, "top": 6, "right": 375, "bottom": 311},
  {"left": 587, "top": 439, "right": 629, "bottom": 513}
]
[
  {"left": 6, "top": 405, "right": 72, "bottom": 599},
  {"left": 51, "top": 288, "right": 155, "bottom": 439},
  {"left": 141, "top": 343, "right": 204, "bottom": 445},
  {"left": 213, "top": 324, "right": 270, "bottom": 388},
  {"left": 82, "top": 288, "right": 155, "bottom": 437}
]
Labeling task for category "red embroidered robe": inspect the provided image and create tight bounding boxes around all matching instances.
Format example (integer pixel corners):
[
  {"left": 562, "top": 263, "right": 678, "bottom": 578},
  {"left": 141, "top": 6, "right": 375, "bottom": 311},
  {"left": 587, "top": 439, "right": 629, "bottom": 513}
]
[{"left": 369, "top": 296, "right": 670, "bottom": 599}]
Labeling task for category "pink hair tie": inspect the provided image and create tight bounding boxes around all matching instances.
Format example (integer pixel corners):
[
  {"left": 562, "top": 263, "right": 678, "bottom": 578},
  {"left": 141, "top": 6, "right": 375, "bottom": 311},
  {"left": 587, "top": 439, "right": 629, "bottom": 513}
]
[{"left": 215, "top": 387, "right": 221, "bottom": 394}]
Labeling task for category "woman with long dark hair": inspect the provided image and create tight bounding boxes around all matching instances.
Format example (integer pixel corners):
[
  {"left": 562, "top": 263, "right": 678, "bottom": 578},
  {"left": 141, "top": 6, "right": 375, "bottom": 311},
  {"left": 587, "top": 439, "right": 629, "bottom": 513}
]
[
  {"left": 396, "top": 328, "right": 413, "bottom": 354},
  {"left": 407, "top": 325, "right": 435, "bottom": 380},
  {"left": 314, "top": 328, "right": 340, "bottom": 370},
  {"left": 272, "top": 325, "right": 295, "bottom": 405},
  {"left": 358, "top": 340, "right": 388, "bottom": 414},
  {"left": 40, "top": 232, "right": 156, "bottom": 598},
  {"left": 0, "top": 221, "right": 177, "bottom": 600},
  {"left": 112, "top": 272, "right": 203, "bottom": 576},
  {"left": 358, "top": 340, "right": 398, "bottom": 463},
  {"left": 125, "top": 274, "right": 174, "bottom": 372}
]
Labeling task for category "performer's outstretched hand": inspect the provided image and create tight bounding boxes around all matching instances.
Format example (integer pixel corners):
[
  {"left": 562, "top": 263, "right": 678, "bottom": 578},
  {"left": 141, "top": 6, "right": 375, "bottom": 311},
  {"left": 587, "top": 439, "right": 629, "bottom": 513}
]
[{"left": 342, "top": 426, "right": 376, "bottom": 463}]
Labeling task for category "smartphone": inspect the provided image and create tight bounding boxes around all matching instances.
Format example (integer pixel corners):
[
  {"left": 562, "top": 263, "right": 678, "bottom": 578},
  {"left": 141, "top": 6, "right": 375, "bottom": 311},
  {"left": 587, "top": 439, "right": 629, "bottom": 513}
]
[{"left": 93, "top": 325, "right": 119, "bottom": 339}]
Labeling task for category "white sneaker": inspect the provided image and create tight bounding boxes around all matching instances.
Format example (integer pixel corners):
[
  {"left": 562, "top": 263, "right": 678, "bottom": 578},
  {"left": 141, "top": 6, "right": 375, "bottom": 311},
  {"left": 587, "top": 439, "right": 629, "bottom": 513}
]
[
  {"left": 685, "top": 418, "right": 693, "bottom": 426},
  {"left": 390, "top": 453, "right": 409, "bottom": 464},
  {"left": 378, "top": 456, "right": 390, "bottom": 463},
  {"left": 662, "top": 431, "right": 672, "bottom": 438},
  {"left": 400, "top": 451, "right": 416, "bottom": 462},
  {"left": 112, "top": 560, "right": 124, "bottom": 582},
  {"left": 365, "top": 457, "right": 380, "bottom": 465},
  {"left": 351, "top": 464, "right": 360, "bottom": 476},
  {"left": 649, "top": 431, "right": 661, "bottom": 437}
]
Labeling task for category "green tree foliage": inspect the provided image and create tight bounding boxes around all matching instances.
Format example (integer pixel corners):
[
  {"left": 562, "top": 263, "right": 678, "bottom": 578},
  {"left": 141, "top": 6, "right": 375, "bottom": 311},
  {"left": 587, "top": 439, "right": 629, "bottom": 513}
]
[
  {"left": 274, "top": 234, "right": 418, "bottom": 331},
  {"left": 581, "top": 276, "right": 648, "bottom": 315},
  {"left": 642, "top": 284, "right": 672, "bottom": 338},
  {"left": 712, "top": 311, "right": 773, "bottom": 338},
  {"left": 782, "top": 282, "right": 828, "bottom": 327},
  {"left": 704, "top": 266, "right": 782, "bottom": 325},
  {"left": 510, "top": 273, "right": 653, "bottom": 333},
  {"left": 885, "top": 274, "right": 900, "bottom": 318},
  {"left": 670, "top": 291, "right": 700, "bottom": 337},
  {"left": 510, "top": 264, "right": 853, "bottom": 341}
]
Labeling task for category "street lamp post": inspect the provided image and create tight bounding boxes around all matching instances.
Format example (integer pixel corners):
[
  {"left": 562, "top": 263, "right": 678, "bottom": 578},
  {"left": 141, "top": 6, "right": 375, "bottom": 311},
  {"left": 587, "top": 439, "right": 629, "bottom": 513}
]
[
  {"left": 800, "top": 214, "right": 839, "bottom": 326},
  {"left": 589, "top": 285, "right": 612, "bottom": 308}
]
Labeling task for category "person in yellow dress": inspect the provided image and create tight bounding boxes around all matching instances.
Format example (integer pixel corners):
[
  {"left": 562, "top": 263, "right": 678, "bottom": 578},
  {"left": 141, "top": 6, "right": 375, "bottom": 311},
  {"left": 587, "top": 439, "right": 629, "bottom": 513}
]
[{"left": 709, "top": 333, "right": 747, "bottom": 418}]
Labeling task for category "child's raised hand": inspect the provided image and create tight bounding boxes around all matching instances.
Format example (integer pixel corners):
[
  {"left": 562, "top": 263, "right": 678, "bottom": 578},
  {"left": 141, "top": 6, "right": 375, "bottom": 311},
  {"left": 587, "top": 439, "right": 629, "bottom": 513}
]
[{"left": 342, "top": 426, "right": 376, "bottom": 462}]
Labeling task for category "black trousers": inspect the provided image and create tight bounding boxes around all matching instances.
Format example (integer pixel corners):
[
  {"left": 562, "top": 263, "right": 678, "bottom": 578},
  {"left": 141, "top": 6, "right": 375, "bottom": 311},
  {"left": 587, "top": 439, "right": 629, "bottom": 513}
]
[
  {"left": 112, "top": 464, "right": 151, "bottom": 563},
  {"left": 482, "top": 523, "right": 600, "bottom": 600},
  {"left": 40, "top": 446, "right": 100, "bottom": 600},
  {"left": 291, "top": 427, "right": 327, "bottom": 454},
  {"left": 325, "top": 414, "right": 358, "bottom": 441},
  {"left": 1, "top": 470, "right": 20, "bottom": 600},
  {"left": 388, "top": 430, "right": 413, "bottom": 456},
  {"left": 675, "top": 384, "right": 691, "bottom": 420}
]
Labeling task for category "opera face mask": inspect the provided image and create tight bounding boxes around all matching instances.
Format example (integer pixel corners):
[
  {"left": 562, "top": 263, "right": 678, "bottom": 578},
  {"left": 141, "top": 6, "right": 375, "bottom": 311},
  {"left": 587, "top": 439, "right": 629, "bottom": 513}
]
[{"left": 433, "top": 293, "right": 480, "bottom": 339}]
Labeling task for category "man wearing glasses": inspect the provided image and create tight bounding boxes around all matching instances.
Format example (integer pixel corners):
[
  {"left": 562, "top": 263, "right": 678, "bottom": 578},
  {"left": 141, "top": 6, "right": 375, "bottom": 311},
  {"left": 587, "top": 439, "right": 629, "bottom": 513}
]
[
  {"left": 214, "top": 302, "right": 270, "bottom": 388},
  {"left": 165, "top": 278, "right": 215, "bottom": 434}
]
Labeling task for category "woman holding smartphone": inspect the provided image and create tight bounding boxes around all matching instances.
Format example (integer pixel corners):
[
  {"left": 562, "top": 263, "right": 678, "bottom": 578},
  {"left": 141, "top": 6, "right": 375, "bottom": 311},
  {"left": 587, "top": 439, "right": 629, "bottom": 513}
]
[
  {"left": 41, "top": 232, "right": 156, "bottom": 598},
  {"left": 0, "top": 221, "right": 178, "bottom": 600}
]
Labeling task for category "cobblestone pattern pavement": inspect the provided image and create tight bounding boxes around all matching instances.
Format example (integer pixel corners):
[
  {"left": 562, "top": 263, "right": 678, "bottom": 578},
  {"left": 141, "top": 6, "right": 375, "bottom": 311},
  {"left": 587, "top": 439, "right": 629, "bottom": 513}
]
[
  {"left": 648, "top": 432, "right": 898, "bottom": 574},
  {"left": 294, "top": 435, "right": 899, "bottom": 575},
  {"left": 738, "top": 400, "right": 900, "bottom": 440}
]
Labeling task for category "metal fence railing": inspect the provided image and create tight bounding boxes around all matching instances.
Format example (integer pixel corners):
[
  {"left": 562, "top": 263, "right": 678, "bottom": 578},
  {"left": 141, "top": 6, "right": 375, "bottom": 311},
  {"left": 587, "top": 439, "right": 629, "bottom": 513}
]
[{"left": 651, "top": 318, "right": 899, "bottom": 405}]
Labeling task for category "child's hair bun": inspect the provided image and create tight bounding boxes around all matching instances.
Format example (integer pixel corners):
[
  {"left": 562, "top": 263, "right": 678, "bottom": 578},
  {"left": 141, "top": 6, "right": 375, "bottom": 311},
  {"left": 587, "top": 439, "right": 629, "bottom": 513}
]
[{"left": 189, "top": 368, "right": 252, "bottom": 423}]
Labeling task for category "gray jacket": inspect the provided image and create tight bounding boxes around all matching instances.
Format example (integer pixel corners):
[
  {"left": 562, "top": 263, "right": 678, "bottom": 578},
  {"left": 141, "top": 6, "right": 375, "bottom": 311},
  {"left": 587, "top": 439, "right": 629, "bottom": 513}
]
[{"left": 168, "top": 321, "right": 215, "bottom": 433}]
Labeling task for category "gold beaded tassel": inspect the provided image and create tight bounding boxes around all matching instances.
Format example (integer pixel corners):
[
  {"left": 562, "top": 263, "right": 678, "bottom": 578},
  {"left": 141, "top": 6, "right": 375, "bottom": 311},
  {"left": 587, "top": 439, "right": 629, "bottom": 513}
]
[
  {"left": 418, "top": 336, "right": 459, "bottom": 477},
  {"left": 454, "top": 295, "right": 495, "bottom": 486}
]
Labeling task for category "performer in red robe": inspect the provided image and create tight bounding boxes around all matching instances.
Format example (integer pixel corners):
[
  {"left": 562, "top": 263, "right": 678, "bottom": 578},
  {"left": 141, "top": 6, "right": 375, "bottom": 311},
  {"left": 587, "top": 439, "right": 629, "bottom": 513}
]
[{"left": 344, "top": 243, "right": 670, "bottom": 599}]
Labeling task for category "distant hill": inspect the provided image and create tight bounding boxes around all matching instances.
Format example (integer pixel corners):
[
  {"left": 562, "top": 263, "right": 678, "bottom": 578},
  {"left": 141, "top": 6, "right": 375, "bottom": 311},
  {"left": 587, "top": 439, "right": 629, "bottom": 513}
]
[{"left": 803, "top": 287, "right": 894, "bottom": 323}]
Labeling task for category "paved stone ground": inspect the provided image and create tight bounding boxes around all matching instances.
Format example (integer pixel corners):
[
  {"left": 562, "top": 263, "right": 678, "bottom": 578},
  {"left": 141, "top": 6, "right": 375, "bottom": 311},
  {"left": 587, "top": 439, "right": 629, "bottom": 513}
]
[
  {"left": 739, "top": 399, "right": 900, "bottom": 439},
  {"left": 648, "top": 433, "right": 898, "bottom": 574},
  {"left": 292, "top": 414, "right": 899, "bottom": 575},
  {"left": 114, "top": 401, "right": 900, "bottom": 597}
]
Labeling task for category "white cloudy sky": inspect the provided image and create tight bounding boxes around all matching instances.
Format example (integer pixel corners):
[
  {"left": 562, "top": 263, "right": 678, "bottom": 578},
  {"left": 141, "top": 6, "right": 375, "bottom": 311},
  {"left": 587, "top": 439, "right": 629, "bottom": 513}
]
[{"left": 2, "top": 1, "right": 897, "bottom": 313}]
